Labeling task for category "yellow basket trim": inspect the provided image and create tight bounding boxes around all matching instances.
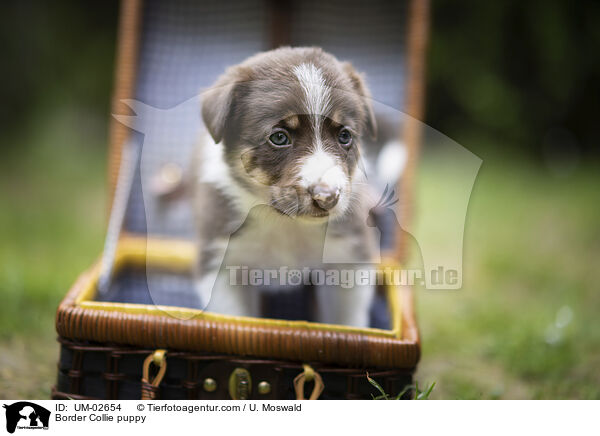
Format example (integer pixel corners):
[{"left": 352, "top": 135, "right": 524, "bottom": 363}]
[{"left": 75, "top": 236, "right": 403, "bottom": 338}]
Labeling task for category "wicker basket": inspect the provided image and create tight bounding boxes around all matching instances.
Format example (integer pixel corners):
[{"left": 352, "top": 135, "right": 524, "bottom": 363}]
[{"left": 53, "top": 0, "right": 429, "bottom": 400}]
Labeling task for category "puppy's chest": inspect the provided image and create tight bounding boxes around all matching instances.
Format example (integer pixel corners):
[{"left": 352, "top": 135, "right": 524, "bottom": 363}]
[{"left": 223, "top": 212, "right": 330, "bottom": 269}]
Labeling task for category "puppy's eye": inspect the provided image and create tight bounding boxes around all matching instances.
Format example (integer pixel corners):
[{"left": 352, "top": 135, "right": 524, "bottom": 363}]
[
  {"left": 338, "top": 128, "right": 352, "bottom": 147},
  {"left": 268, "top": 131, "right": 291, "bottom": 147}
]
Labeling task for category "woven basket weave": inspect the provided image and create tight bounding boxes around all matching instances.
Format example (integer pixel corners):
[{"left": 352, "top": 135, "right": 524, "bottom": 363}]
[{"left": 53, "top": 0, "right": 429, "bottom": 400}]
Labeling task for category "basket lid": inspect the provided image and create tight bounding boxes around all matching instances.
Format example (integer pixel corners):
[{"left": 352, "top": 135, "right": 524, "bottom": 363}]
[{"left": 107, "top": 0, "right": 416, "bottom": 240}]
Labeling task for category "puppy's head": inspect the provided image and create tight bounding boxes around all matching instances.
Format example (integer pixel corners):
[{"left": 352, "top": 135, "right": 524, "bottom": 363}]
[{"left": 202, "top": 47, "right": 376, "bottom": 221}]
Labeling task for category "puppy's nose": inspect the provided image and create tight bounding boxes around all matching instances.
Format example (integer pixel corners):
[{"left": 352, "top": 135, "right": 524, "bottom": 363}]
[{"left": 308, "top": 184, "right": 340, "bottom": 210}]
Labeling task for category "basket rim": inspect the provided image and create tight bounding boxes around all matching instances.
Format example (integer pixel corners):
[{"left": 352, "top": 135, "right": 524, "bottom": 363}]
[{"left": 56, "top": 235, "right": 420, "bottom": 368}]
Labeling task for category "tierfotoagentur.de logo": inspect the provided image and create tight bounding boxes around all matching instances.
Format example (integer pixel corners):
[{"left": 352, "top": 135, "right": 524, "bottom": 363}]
[{"left": 2, "top": 402, "right": 50, "bottom": 433}]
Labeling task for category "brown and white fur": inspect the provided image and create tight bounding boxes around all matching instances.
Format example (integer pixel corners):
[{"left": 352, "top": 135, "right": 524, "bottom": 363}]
[{"left": 193, "top": 47, "right": 379, "bottom": 327}]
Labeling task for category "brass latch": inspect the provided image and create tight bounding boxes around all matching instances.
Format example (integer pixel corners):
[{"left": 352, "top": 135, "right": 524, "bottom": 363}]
[{"left": 228, "top": 367, "right": 252, "bottom": 400}]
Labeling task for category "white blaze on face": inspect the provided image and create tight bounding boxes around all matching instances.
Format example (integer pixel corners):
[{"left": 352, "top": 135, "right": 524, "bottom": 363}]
[
  {"left": 294, "top": 63, "right": 348, "bottom": 207},
  {"left": 293, "top": 63, "right": 331, "bottom": 141}
]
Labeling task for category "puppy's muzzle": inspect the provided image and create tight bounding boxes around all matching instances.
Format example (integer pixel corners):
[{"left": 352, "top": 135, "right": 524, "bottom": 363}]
[{"left": 308, "top": 183, "right": 340, "bottom": 211}]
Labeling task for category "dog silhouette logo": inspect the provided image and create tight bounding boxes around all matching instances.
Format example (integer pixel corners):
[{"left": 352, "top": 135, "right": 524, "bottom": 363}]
[{"left": 2, "top": 402, "right": 50, "bottom": 434}]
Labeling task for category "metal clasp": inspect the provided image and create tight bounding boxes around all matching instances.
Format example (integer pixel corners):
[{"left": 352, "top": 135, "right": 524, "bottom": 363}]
[{"left": 228, "top": 368, "right": 252, "bottom": 400}]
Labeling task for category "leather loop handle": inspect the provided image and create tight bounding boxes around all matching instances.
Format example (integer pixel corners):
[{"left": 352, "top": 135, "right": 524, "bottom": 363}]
[
  {"left": 141, "top": 349, "right": 167, "bottom": 399},
  {"left": 293, "top": 365, "right": 324, "bottom": 400}
]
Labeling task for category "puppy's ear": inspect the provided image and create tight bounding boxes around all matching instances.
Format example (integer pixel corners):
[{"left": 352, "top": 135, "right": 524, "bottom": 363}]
[
  {"left": 202, "top": 66, "right": 249, "bottom": 143},
  {"left": 342, "top": 62, "right": 377, "bottom": 140}
]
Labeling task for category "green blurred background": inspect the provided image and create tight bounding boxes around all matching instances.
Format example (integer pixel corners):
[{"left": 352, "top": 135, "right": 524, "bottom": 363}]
[{"left": 0, "top": 0, "right": 598, "bottom": 399}]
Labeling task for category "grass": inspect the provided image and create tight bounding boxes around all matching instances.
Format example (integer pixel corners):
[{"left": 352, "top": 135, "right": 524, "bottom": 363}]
[
  {"left": 0, "top": 111, "right": 598, "bottom": 398},
  {"left": 413, "top": 149, "right": 600, "bottom": 399},
  {"left": 367, "top": 372, "right": 436, "bottom": 400},
  {"left": 0, "top": 107, "right": 106, "bottom": 398}
]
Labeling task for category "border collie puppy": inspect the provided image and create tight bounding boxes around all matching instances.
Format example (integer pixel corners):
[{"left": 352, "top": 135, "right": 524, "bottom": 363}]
[{"left": 194, "top": 47, "right": 379, "bottom": 327}]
